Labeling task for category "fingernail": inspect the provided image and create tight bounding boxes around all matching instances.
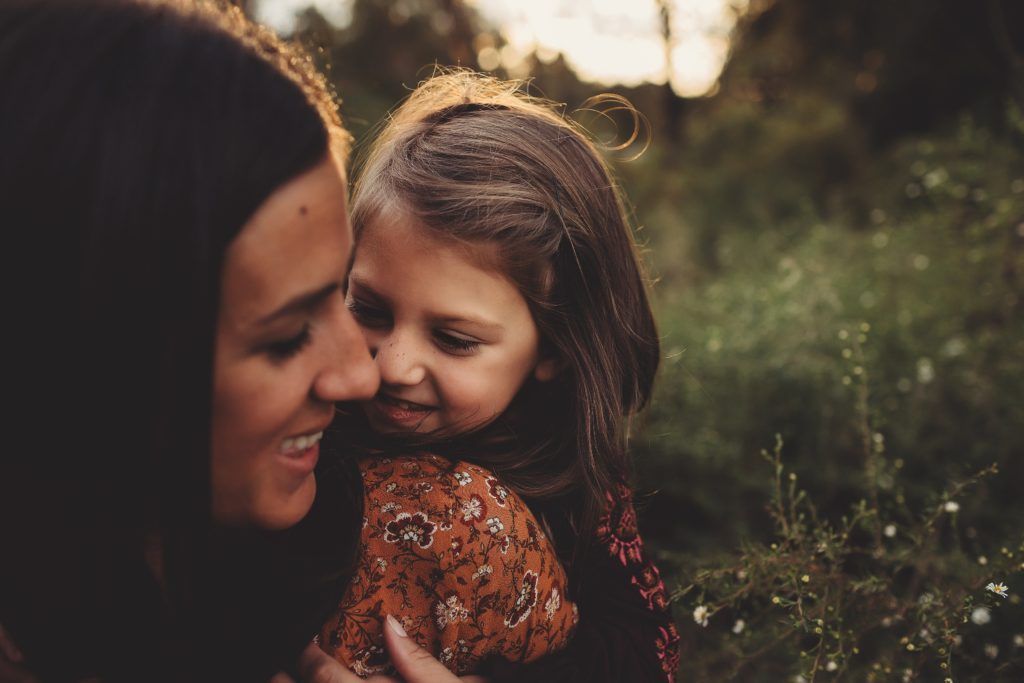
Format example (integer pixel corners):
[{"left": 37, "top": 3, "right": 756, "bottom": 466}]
[{"left": 385, "top": 614, "right": 407, "bottom": 638}]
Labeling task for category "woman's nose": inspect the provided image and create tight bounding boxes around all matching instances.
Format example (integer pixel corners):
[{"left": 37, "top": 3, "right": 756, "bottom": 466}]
[
  {"left": 372, "top": 331, "right": 427, "bottom": 387},
  {"left": 313, "top": 298, "right": 380, "bottom": 402}
]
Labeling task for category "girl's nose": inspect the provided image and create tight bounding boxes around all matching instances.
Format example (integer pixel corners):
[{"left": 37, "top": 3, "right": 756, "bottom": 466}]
[{"left": 372, "top": 332, "right": 427, "bottom": 387}]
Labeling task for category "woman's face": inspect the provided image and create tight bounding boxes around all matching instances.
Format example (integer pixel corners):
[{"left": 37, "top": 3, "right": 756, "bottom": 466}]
[{"left": 211, "top": 156, "right": 379, "bottom": 529}]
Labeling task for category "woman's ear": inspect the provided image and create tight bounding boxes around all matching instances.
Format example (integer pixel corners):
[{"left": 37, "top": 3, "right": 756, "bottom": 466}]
[{"left": 533, "top": 355, "right": 561, "bottom": 383}]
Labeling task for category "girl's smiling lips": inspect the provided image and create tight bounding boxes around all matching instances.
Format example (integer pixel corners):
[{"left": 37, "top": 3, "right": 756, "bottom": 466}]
[{"left": 368, "top": 392, "right": 436, "bottom": 428}]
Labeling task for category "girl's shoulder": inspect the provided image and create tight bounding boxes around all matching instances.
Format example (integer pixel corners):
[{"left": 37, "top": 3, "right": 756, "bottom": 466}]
[
  {"left": 357, "top": 452, "right": 521, "bottom": 516},
  {"left": 355, "top": 453, "right": 547, "bottom": 559},
  {"left": 323, "top": 453, "right": 577, "bottom": 675}
]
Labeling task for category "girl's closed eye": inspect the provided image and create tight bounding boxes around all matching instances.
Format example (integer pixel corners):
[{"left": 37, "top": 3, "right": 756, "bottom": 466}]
[
  {"left": 434, "top": 330, "right": 481, "bottom": 355},
  {"left": 265, "top": 323, "right": 312, "bottom": 361},
  {"left": 347, "top": 297, "right": 390, "bottom": 327}
]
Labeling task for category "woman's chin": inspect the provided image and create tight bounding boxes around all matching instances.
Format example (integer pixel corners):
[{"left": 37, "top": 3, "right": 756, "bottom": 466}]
[{"left": 250, "top": 475, "right": 318, "bottom": 530}]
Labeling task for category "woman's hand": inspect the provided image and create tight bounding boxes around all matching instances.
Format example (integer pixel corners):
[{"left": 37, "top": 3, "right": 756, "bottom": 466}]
[{"left": 271, "top": 615, "right": 486, "bottom": 683}]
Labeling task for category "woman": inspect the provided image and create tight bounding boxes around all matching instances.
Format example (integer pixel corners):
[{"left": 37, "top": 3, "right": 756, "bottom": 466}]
[{"left": 0, "top": 1, "right": 471, "bottom": 680}]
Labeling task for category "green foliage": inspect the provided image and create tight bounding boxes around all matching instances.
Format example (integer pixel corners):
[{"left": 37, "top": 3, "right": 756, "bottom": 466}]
[{"left": 630, "top": 101, "right": 1024, "bottom": 680}]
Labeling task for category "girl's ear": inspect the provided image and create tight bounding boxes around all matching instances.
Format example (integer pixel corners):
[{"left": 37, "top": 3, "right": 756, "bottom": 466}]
[{"left": 533, "top": 355, "right": 562, "bottom": 383}]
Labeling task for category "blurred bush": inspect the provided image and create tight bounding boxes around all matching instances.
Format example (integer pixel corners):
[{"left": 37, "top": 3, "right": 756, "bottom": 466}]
[{"left": 630, "top": 67, "right": 1024, "bottom": 683}]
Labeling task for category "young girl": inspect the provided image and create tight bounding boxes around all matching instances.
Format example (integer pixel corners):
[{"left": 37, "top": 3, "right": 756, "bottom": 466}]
[{"left": 319, "top": 71, "right": 680, "bottom": 681}]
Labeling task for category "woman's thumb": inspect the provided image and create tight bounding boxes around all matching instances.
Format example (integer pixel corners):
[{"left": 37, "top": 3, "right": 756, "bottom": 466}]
[{"left": 382, "top": 615, "right": 462, "bottom": 683}]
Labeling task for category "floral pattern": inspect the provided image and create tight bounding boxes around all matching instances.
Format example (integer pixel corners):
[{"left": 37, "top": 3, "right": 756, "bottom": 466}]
[
  {"left": 543, "top": 586, "right": 561, "bottom": 622},
  {"left": 595, "top": 484, "right": 681, "bottom": 682},
  {"left": 382, "top": 511, "right": 437, "bottom": 549},
  {"left": 486, "top": 476, "right": 511, "bottom": 507},
  {"left": 504, "top": 570, "right": 539, "bottom": 628},
  {"left": 458, "top": 494, "right": 487, "bottom": 524},
  {"left": 319, "top": 454, "right": 577, "bottom": 677}
]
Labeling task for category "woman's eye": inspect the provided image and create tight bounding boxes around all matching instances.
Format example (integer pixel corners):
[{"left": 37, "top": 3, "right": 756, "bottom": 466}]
[
  {"left": 347, "top": 298, "right": 389, "bottom": 326},
  {"left": 434, "top": 331, "right": 481, "bottom": 355},
  {"left": 265, "top": 324, "right": 312, "bottom": 360}
]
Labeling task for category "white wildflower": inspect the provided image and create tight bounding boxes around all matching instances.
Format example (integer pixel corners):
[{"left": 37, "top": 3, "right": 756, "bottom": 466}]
[
  {"left": 978, "top": 555, "right": 988, "bottom": 566},
  {"left": 1013, "top": 634, "right": 1023, "bottom": 647},
  {"left": 825, "top": 660, "right": 838, "bottom": 672},
  {"left": 970, "top": 606, "right": 991, "bottom": 625},
  {"left": 985, "top": 582, "right": 1008, "bottom": 599},
  {"left": 884, "top": 524, "right": 897, "bottom": 538},
  {"left": 917, "top": 357, "right": 935, "bottom": 383},
  {"left": 984, "top": 643, "right": 999, "bottom": 659},
  {"left": 943, "top": 500, "right": 960, "bottom": 513},
  {"left": 692, "top": 605, "right": 709, "bottom": 627},
  {"left": 732, "top": 619, "right": 745, "bottom": 634}
]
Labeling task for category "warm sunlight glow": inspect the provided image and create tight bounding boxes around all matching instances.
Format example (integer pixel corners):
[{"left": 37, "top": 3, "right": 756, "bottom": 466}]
[
  {"left": 256, "top": 0, "right": 745, "bottom": 97},
  {"left": 256, "top": 0, "right": 351, "bottom": 31},
  {"left": 476, "top": 0, "right": 746, "bottom": 96}
]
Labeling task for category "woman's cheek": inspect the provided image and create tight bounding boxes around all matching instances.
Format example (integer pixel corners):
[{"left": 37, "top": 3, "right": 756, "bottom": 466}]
[{"left": 217, "top": 364, "right": 300, "bottom": 477}]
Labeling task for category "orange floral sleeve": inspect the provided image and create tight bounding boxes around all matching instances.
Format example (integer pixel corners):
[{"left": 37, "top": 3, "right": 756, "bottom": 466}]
[{"left": 318, "top": 453, "right": 578, "bottom": 677}]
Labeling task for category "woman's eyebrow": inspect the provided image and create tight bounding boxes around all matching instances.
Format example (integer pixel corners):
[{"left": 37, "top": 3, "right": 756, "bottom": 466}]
[{"left": 257, "top": 281, "right": 340, "bottom": 326}]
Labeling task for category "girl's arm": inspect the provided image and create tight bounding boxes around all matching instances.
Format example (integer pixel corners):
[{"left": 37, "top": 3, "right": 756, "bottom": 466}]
[{"left": 482, "top": 485, "right": 681, "bottom": 683}]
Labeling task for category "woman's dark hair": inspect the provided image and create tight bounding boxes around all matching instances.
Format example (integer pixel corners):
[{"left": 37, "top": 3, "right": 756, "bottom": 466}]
[
  {"left": 0, "top": 1, "right": 352, "bottom": 679},
  {"left": 349, "top": 71, "right": 660, "bottom": 561}
]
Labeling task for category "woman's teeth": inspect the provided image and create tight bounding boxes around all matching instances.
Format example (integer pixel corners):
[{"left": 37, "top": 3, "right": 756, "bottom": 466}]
[{"left": 280, "top": 431, "right": 323, "bottom": 455}]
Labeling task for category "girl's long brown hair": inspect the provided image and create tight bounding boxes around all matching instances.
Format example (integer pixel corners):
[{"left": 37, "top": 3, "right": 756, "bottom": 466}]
[{"left": 350, "top": 70, "right": 660, "bottom": 558}]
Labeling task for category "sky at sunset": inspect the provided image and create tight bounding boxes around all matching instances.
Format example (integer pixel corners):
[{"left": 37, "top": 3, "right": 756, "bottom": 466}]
[{"left": 256, "top": 0, "right": 745, "bottom": 96}]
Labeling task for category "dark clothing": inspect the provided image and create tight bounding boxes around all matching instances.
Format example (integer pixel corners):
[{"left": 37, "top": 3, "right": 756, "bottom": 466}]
[{"left": 485, "top": 485, "right": 680, "bottom": 682}]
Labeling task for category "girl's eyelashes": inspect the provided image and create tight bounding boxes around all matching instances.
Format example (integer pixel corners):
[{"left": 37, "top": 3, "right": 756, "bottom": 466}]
[
  {"left": 347, "top": 295, "right": 481, "bottom": 355},
  {"left": 265, "top": 323, "right": 312, "bottom": 360},
  {"left": 434, "top": 331, "right": 481, "bottom": 355},
  {"left": 347, "top": 297, "right": 390, "bottom": 326}
]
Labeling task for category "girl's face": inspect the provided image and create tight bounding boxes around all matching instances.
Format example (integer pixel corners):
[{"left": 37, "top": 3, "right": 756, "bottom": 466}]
[
  {"left": 211, "top": 157, "right": 379, "bottom": 529},
  {"left": 347, "top": 206, "right": 557, "bottom": 435}
]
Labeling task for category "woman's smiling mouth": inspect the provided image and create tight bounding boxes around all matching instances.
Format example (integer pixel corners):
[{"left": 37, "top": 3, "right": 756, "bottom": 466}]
[
  {"left": 277, "top": 429, "right": 324, "bottom": 477},
  {"left": 279, "top": 429, "right": 323, "bottom": 455}
]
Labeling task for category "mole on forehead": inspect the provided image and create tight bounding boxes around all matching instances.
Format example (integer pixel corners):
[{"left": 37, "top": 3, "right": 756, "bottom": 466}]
[{"left": 299, "top": 205, "right": 308, "bottom": 215}]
